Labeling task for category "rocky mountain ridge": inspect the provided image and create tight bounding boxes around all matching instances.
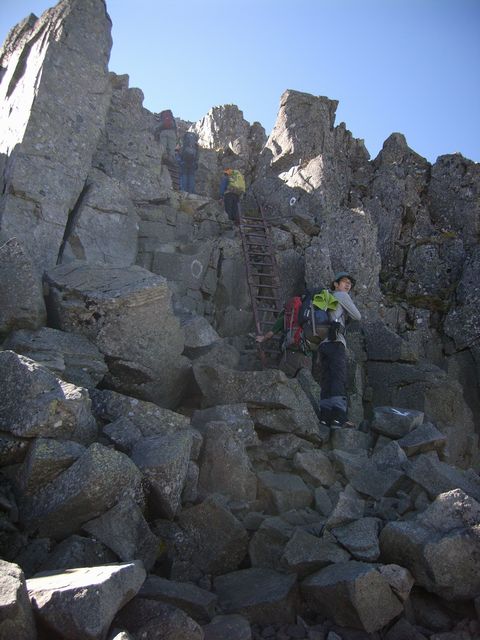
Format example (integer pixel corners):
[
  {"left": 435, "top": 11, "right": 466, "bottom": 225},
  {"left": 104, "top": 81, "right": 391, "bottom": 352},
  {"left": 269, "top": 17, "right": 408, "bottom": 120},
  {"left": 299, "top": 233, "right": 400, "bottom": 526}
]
[{"left": 0, "top": 0, "right": 479, "bottom": 639}]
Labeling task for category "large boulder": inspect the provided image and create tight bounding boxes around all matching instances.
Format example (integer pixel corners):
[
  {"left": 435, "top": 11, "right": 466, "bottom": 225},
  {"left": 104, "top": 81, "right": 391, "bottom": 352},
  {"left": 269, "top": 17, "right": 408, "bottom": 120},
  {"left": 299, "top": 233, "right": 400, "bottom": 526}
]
[
  {"left": 130, "top": 431, "right": 193, "bottom": 519},
  {"left": 16, "top": 438, "right": 86, "bottom": 495},
  {"left": 175, "top": 496, "right": 249, "bottom": 577},
  {"left": 0, "top": 0, "right": 113, "bottom": 270},
  {"left": 89, "top": 388, "right": 191, "bottom": 436},
  {"left": 27, "top": 561, "right": 146, "bottom": 640},
  {"left": 113, "top": 598, "right": 203, "bottom": 640},
  {"left": 301, "top": 561, "right": 404, "bottom": 632},
  {"left": 193, "top": 363, "right": 323, "bottom": 444},
  {"left": 44, "top": 262, "right": 190, "bottom": 408},
  {"left": 214, "top": 567, "right": 298, "bottom": 625},
  {"left": 280, "top": 528, "right": 350, "bottom": 577},
  {"left": 256, "top": 471, "right": 312, "bottom": 515},
  {"left": 197, "top": 422, "right": 257, "bottom": 502},
  {"left": 0, "top": 351, "right": 96, "bottom": 443},
  {"left": 18, "top": 442, "right": 144, "bottom": 540},
  {"left": 379, "top": 488, "right": 480, "bottom": 600},
  {"left": 82, "top": 497, "right": 159, "bottom": 571},
  {"left": 366, "top": 361, "right": 476, "bottom": 467},
  {"left": 403, "top": 453, "right": 480, "bottom": 501}
]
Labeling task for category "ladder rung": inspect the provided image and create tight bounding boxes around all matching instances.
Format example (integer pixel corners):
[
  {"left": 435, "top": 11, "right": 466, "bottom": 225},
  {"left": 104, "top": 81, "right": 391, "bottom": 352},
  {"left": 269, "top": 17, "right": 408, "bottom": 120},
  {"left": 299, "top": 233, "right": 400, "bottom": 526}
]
[
  {"left": 256, "top": 295, "right": 278, "bottom": 301},
  {"left": 249, "top": 284, "right": 279, "bottom": 290},
  {"left": 248, "top": 271, "right": 277, "bottom": 277},
  {"left": 247, "top": 252, "right": 273, "bottom": 258}
]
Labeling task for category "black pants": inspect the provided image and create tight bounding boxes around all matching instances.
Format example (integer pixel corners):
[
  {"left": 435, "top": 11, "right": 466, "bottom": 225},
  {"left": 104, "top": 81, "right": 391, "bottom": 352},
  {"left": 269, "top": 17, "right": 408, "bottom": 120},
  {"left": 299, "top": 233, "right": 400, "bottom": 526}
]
[
  {"left": 317, "top": 341, "right": 348, "bottom": 422},
  {"left": 224, "top": 192, "right": 240, "bottom": 222}
]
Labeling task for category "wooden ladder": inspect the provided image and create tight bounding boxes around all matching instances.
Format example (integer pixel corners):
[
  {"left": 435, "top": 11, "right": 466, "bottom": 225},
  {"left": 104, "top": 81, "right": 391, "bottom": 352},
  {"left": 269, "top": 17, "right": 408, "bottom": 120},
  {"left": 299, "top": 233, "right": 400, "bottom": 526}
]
[{"left": 238, "top": 205, "right": 283, "bottom": 367}]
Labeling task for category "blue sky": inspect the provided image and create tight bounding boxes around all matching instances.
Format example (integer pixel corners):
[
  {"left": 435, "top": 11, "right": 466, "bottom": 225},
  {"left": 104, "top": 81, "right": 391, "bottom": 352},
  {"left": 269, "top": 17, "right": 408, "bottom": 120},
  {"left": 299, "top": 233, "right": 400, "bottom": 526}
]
[{"left": 2, "top": 0, "right": 479, "bottom": 163}]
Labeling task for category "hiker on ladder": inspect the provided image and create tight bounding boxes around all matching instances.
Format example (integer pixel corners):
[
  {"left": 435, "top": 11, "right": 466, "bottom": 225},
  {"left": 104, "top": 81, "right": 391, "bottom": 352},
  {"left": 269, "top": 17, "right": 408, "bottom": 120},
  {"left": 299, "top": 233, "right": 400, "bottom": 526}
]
[{"left": 219, "top": 168, "right": 245, "bottom": 225}]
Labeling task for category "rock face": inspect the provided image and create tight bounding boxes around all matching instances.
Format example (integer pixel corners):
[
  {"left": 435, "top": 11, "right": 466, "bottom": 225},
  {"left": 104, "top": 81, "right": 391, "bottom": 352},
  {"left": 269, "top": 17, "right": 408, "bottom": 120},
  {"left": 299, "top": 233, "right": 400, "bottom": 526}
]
[
  {"left": 0, "top": 238, "right": 47, "bottom": 339},
  {"left": 0, "top": 0, "right": 113, "bottom": 270},
  {"left": 1, "top": 1, "right": 480, "bottom": 639}
]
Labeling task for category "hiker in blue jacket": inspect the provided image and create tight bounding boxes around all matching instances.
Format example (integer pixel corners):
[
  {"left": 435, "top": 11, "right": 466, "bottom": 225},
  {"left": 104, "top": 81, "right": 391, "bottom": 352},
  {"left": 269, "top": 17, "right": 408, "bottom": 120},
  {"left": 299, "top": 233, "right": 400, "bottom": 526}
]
[
  {"left": 315, "top": 271, "right": 361, "bottom": 428},
  {"left": 180, "top": 131, "right": 199, "bottom": 193}
]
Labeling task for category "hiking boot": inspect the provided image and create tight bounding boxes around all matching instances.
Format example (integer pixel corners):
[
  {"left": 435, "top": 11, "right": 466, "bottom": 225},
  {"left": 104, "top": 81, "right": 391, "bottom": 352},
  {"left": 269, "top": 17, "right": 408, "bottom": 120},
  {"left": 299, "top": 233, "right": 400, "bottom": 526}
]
[
  {"left": 319, "top": 409, "right": 332, "bottom": 427},
  {"left": 330, "top": 408, "right": 356, "bottom": 428},
  {"left": 331, "top": 418, "right": 356, "bottom": 429}
]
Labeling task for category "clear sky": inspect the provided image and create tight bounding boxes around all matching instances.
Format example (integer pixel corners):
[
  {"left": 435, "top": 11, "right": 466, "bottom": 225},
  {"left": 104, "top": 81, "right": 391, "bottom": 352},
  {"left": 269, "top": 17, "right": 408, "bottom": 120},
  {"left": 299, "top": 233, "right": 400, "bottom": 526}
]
[{"left": 2, "top": 0, "right": 479, "bottom": 163}]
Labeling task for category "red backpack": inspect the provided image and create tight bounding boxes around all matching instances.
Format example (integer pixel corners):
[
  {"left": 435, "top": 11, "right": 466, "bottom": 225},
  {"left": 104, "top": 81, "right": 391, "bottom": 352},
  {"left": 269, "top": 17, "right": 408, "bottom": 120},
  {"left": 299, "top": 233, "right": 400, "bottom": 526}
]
[{"left": 282, "top": 296, "right": 305, "bottom": 351}]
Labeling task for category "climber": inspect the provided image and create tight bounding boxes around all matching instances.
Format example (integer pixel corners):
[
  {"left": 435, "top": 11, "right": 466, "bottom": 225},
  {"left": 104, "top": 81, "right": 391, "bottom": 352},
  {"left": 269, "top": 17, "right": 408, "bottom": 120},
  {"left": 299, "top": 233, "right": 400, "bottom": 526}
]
[
  {"left": 219, "top": 168, "right": 245, "bottom": 224},
  {"left": 155, "top": 109, "right": 180, "bottom": 190},
  {"left": 313, "top": 271, "right": 361, "bottom": 428},
  {"left": 180, "top": 131, "right": 199, "bottom": 194}
]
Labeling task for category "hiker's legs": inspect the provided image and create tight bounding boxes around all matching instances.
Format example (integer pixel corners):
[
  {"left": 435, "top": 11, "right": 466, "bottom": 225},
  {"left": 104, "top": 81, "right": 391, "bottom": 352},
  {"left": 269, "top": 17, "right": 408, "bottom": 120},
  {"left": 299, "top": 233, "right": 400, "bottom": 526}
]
[
  {"left": 185, "top": 169, "right": 195, "bottom": 194},
  {"left": 224, "top": 193, "right": 239, "bottom": 223},
  {"left": 319, "top": 342, "right": 348, "bottom": 424}
]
